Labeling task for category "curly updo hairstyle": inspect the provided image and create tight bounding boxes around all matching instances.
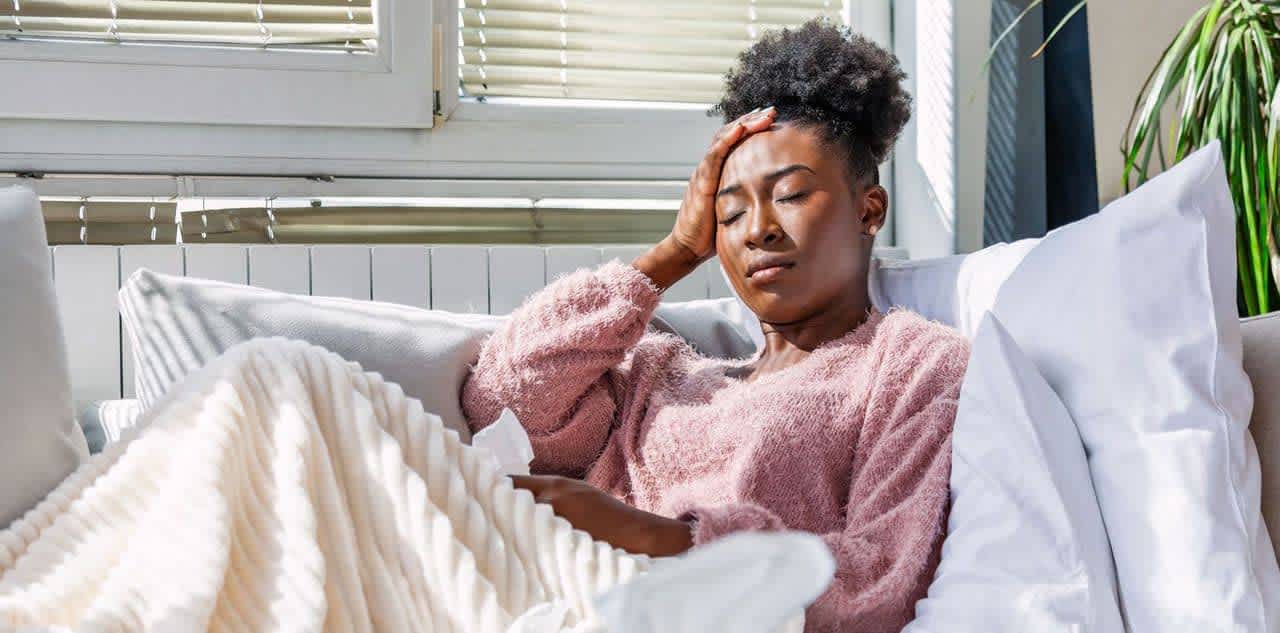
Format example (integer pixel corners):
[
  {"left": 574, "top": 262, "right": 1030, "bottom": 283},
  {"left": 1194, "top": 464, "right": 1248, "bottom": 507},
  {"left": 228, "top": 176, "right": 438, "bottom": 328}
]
[{"left": 712, "top": 18, "right": 911, "bottom": 188}]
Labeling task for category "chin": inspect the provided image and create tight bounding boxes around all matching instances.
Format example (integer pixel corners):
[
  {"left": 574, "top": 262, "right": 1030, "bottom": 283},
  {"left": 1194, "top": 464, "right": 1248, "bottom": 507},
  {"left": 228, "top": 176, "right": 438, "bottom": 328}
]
[{"left": 743, "top": 293, "right": 811, "bottom": 325}]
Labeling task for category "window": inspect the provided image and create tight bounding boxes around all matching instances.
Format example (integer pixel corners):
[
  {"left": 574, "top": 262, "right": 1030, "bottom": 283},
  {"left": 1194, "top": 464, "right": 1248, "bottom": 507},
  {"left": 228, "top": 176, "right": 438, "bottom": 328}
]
[
  {"left": 0, "top": 0, "right": 432, "bottom": 127},
  {"left": 889, "top": 0, "right": 988, "bottom": 257},
  {"left": 457, "top": 0, "right": 844, "bottom": 104},
  {"left": 3, "top": 0, "right": 376, "bottom": 49},
  {"left": 38, "top": 196, "right": 679, "bottom": 245},
  {"left": 432, "top": 0, "right": 887, "bottom": 187},
  {"left": 19, "top": 174, "right": 687, "bottom": 245},
  {"left": 2, "top": 1, "right": 898, "bottom": 246}
]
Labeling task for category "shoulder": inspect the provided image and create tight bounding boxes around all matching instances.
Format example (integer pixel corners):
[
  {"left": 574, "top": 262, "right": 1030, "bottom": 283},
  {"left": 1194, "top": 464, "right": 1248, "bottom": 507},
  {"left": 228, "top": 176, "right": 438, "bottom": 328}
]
[
  {"left": 623, "top": 328, "right": 700, "bottom": 378},
  {"left": 873, "top": 308, "right": 970, "bottom": 392}
]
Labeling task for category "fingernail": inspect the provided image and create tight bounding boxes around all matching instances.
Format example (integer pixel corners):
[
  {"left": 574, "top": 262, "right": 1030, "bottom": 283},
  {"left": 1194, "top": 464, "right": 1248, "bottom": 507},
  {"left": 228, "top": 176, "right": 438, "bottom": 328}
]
[{"left": 748, "top": 106, "right": 763, "bottom": 115}]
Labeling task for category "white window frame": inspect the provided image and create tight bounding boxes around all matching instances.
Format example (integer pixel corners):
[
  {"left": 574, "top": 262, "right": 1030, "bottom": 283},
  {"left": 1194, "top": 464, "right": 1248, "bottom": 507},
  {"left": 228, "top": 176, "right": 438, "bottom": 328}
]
[
  {"left": 0, "top": 0, "right": 433, "bottom": 128},
  {"left": 889, "top": 0, "right": 989, "bottom": 257},
  {"left": 0, "top": 0, "right": 896, "bottom": 217}
]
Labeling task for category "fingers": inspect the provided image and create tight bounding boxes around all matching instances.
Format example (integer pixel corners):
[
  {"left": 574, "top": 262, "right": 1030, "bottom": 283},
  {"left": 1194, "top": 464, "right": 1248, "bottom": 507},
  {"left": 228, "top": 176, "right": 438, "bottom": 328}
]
[
  {"left": 737, "top": 105, "right": 777, "bottom": 133},
  {"left": 509, "top": 473, "right": 574, "bottom": 499},
  {"left": 705, "top": 106, "right": 777, "bottom": 165},
  {"left": 508, "top": 474, "right": 548, "bottom": 494},
  {"left": 685, "top": 105, "right": 777, "bottom": 209},
  {"left": 708, "top": 106, "right": 776, "bottom": 148}
]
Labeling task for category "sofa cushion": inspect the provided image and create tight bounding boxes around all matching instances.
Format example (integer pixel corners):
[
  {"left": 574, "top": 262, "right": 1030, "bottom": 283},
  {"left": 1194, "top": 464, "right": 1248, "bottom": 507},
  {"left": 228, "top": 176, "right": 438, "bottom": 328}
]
[
  {"left": 0, "top": 186, "right": 88, "bottom": 529},
  {"left": 119, "top": 267, "right": 759, "bottom": 444},
  {"left": 1241, "top": 312, "right": 1280, "bottom": 566},
  {"left": 121, "top": 269, "right": 505, "bottom": 442}
]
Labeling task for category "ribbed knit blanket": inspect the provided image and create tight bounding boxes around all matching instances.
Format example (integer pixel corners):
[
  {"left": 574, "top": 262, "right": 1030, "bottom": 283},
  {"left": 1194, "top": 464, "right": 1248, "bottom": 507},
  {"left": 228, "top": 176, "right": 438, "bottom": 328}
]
[{"left": 0, "top": 338, "right": 658, "bottom": 632}]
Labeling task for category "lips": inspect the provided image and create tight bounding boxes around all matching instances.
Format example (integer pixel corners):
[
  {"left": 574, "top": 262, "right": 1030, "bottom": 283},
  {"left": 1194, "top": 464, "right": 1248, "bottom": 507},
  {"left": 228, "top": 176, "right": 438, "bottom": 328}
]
[{"left": 745, "top": 256, "right": 795, "bottom": 281}]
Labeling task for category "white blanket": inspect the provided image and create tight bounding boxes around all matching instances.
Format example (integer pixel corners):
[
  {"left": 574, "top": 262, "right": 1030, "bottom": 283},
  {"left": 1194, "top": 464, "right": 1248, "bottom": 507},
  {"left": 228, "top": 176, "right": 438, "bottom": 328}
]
[{"left": 0, "top": 338, "right": 657, "bottom": 632}]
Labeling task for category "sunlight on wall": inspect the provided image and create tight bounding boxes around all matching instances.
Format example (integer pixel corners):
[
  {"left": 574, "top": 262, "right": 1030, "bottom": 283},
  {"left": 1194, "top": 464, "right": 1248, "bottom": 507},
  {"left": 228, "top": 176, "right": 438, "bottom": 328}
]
[{"left": 915, "top": 0, "right": 956, "bottom": 230}]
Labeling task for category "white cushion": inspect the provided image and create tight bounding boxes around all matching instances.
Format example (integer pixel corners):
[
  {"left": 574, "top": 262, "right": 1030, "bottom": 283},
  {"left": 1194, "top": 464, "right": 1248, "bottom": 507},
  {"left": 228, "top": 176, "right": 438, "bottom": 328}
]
[
  {"left": 990, "top": 141, "right": 1280, "bottom": 631},
  {"left": 905, "top": 313, "right": 1123, "bottom": 632},
  {"left": 119, "top": 268, "right": 757, "bottom": 444},
  {"left": 869, "top": 239, "right": 1039, "bottom": 338},
  {"left": 716, "top": 241, "right": 1038, "bottom": 345},
  {"left": 78, "top": 399, "right": 142, "bottom": 453},
  {"left": 121, "top": 269, "right": 505, "bottom": 442},
  {"left": 0, "top": 186, "right": 88, "bottom": 528}
]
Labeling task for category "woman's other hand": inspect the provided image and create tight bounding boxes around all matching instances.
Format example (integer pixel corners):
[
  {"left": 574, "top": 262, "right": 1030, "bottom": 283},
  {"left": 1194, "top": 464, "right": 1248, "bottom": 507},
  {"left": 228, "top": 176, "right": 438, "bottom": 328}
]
[
  {"left": 633, "top": 106, "right": 777, "bottom": 290},
  {"left": 510, "top": 474, "right": 693, "bottom": 557}
]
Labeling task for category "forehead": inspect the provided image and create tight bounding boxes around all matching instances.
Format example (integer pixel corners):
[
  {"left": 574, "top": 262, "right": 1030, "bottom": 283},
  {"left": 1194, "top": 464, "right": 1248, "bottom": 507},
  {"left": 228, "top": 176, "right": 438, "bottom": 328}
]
[{"left": 720, "top": 122, "right": 831, "bottom": 185}]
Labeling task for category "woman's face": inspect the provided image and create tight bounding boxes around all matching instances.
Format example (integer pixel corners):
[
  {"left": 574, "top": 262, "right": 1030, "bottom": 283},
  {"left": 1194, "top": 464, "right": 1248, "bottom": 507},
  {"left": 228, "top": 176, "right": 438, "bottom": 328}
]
[{"left": 715, "top": 122, "right": 887, "bottom": 325}]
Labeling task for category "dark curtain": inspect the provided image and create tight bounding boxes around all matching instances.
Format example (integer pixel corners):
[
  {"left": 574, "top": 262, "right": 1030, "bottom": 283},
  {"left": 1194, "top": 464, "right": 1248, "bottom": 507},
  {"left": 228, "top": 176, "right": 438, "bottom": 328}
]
[
  {"left": 1042, "top": 0, "right": 1099, "bottom": 230},
  {"left": 983, "top": 0, "right": 1098, "bottom": 246}
]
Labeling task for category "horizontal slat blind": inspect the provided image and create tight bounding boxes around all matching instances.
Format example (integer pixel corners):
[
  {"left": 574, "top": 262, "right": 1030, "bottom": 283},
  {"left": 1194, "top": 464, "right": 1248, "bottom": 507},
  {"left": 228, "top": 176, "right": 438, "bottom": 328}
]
[
  {"left": 459, "top": 0, "right": 844, "bottom": 103},
  {"left": 40, "top": 196, "right": 678, "bottom": 245},
  {"left": 2, "top": 0, "right": 376, "bottom": 48}
]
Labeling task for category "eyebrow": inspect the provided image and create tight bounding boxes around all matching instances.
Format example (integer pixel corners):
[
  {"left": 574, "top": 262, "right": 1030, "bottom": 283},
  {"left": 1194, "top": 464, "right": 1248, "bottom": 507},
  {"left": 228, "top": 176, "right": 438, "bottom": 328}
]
[{"left": 716, "top": 163, "right": 816, "bottom": 198}]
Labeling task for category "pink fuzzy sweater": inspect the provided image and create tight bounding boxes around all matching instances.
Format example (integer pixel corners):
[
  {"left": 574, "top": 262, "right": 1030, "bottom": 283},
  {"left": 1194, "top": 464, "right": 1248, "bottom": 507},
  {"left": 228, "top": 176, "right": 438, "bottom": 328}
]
[{"left": 462, "top": 261, "right": 969, "bottom": 632}]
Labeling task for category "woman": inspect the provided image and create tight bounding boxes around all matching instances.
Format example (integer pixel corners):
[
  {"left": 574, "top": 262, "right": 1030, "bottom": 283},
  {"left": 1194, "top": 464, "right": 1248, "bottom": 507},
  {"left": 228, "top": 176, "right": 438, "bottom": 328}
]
[{"left": 462, "top": 19, "right": 969, "bottom": 632}]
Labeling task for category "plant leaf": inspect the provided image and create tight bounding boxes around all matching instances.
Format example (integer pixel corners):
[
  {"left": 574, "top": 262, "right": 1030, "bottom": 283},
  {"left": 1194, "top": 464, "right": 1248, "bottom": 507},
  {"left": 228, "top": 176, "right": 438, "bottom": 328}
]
[
  {"left": 981, "top": 0, "right": 1045, "bottom": 76},
  {"left": 1122, "top": 4, "right": 1209, "bottom": 190},
  {"left": 1031, "top": 0, "right": 1088, "bottom": 58}
]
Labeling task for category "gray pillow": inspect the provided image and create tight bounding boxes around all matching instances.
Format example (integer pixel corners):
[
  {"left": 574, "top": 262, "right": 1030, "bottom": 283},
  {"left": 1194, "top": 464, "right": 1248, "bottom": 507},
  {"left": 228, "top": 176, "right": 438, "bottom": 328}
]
[
  {"left": 0, "top": 186, "right": 89, "bottom": 528},
  {"left": 649, "top": 298, "right": 756, "bottom": 361},
  {"left": 121, "top": 269, "right": 505, "bottom": 441},
  {"left": 120, "top": 268, "right": 758, "bottom": 443}
]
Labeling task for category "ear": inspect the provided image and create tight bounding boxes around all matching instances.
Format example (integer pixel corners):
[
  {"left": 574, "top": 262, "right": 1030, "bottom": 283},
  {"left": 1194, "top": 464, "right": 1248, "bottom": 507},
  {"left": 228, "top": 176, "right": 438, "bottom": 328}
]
[{"left": 860, "top": 184, "right": 889, "bottom": 237}]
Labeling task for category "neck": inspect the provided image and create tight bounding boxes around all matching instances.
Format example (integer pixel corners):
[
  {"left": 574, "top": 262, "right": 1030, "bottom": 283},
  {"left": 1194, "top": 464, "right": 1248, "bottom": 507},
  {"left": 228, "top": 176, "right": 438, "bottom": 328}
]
[{"left": 756, "top": 288, "right": 873, "bottom": 370}]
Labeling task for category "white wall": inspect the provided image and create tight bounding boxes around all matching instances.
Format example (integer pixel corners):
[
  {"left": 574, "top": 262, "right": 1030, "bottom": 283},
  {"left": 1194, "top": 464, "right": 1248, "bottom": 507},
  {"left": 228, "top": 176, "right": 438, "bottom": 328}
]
[
  {"left": 1089, "top": 0, "right": 1206, "bottom": 204},
  {"left": 954, "top": 0, "right": 993, "bottom": 254},
  {"left": 891, "top": 0, "right": 990, "bottom": 258}
]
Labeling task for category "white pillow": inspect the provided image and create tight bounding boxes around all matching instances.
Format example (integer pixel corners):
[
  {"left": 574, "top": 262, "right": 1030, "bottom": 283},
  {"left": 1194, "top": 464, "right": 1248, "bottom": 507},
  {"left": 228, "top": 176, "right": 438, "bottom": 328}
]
[
  {"left": 119, "top": 267, "right": 758, "bottom": 444},
  {"left": 869, "top": 239, "right": 1039, "bottom": 338},
  {"left": 120, "top": 269, "right": 504, "bottom": 442},
  {"left": 990, "top": 141, "right": 1280, "bottom": 631},
  {"left": 717, "top": 241, "right": 1038, "bottom": 344},
  {"left": 0, "top": 186, "right": 88, "bottom": 528},
  {"left": 78, "top": 399, "right": 142, "bottom": 453},
  {"left": 904, "top": 313, "right": 1123, "bottom": 632}
]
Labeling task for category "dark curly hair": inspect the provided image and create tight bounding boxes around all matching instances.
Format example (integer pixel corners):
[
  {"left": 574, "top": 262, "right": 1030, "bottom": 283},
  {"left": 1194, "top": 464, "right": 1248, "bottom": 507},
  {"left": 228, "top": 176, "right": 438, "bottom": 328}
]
[{"left": 711, "top": 18, "right": 911, "bottom": 187}]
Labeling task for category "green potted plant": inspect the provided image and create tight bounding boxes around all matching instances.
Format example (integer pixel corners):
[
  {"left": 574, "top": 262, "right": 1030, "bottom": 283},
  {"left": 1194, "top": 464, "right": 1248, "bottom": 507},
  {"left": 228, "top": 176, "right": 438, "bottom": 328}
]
[
  {"left": 990, "top": 0, "right": 1280, "bottom": 316},
  {"left": 1124, "top": 0, "right": 1280, "bottom": 316}
]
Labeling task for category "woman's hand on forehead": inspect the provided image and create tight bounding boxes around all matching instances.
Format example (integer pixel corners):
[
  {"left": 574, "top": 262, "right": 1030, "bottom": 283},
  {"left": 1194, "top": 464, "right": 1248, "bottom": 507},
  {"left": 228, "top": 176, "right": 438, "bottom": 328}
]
[
  {"left": 674, "top": 106, "right": 779, "bottom": 260},
  {"left": 631, "top": 106, "right": 777, "bottom": 291}
]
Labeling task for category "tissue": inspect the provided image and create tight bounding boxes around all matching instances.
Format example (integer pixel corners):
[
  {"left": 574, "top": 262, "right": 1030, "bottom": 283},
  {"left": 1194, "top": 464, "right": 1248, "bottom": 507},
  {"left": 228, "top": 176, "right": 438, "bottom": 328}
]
[
  {"left": 592, "top": 531, "right": 834, "bottom": 633},
  {"left": 472, "top": 407, "right": 536, "bottom": 476}
]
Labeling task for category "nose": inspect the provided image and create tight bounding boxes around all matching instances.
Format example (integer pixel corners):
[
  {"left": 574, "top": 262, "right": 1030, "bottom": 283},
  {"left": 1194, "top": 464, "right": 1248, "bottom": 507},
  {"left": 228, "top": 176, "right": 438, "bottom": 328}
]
[{"left": 744, "top": 203, "right": 784, "bottom": 249}]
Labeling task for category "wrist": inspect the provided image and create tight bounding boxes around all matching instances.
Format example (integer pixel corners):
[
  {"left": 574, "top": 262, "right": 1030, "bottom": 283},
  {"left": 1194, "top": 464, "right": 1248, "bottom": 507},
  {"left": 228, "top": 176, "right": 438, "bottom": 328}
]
[
  {"left": 661, "top": 233, "right": 706, "bottom": 269},
  {"left": 632, "top": 235, "right": 705, "bottom": 291}
]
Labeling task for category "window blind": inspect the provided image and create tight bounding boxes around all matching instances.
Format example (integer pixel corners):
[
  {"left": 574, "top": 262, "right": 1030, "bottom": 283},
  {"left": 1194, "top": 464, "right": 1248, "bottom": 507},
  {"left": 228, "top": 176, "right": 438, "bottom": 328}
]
[
  {"left": 42, "top": 197, "right": 677, "bottom": 245},
  {"left": 2, "top": 0, "right": 376, "bottom": 49},
  {"left": 458, "top": 0, "right": 845, "bottom": 103}
]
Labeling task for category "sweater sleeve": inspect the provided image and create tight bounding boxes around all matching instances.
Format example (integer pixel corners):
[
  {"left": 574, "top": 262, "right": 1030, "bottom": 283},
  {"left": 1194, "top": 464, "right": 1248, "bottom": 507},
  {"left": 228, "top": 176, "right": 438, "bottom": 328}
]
[
  {"left": 678, "top": 317, "right": 968, "bottom": 631},
  {"left": 461, "top": 259, "right": 664, "bottom": 477}
]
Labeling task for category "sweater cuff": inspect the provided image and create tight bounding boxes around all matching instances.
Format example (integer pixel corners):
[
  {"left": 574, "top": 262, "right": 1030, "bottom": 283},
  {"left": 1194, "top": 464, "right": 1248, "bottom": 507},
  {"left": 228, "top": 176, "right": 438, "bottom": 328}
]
[
  {"left": 596, "top": 258, "right": 663, "bottom": 311},
  {"left": 677, "top": 502, "right": 787, "bottom": 546}
]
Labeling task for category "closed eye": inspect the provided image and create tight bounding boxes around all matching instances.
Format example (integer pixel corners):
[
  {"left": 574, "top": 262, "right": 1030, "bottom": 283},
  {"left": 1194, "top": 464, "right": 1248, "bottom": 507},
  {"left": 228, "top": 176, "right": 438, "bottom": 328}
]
[
  {"left": 720, "top": 211, "right": 745, "bottom": 226},
  {"left": 777, "top": 191, "right": 809, "bottom": 203}
]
